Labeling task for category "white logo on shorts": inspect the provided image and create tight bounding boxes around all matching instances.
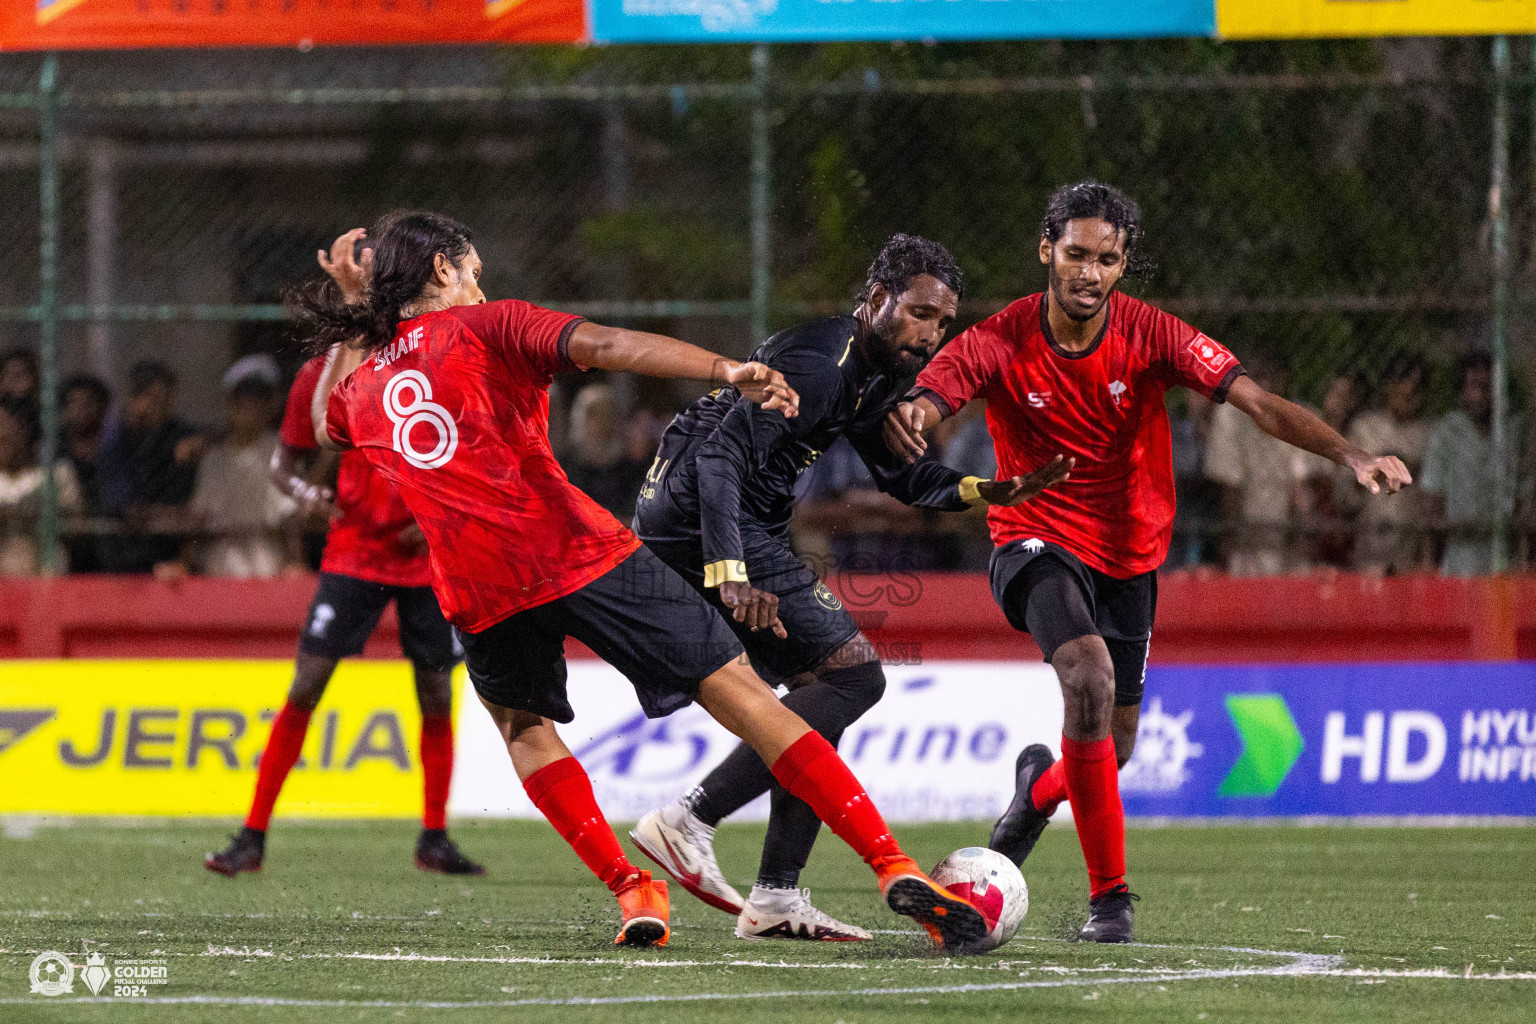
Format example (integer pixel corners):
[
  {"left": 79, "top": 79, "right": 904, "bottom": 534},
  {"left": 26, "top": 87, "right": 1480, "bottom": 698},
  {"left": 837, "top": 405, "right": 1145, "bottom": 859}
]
[
  {"left": 1022, "top": 539, "right": 1045, "bottom": 554},
  {"left": 310, "top": 603, "right": 336, "bottom": 638}
]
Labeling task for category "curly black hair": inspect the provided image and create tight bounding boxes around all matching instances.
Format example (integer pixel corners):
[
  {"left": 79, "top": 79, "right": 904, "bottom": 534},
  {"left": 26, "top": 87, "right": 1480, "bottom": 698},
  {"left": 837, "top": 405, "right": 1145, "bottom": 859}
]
[
  {"left": 290, "top": 210, "right": 475, "bottom": 355},
  {"left": 858, "top": 233, "right": 964, "bottom": 305},
  {"left": 1040, "top": 181, "right": 1149, "bottom": 276}
]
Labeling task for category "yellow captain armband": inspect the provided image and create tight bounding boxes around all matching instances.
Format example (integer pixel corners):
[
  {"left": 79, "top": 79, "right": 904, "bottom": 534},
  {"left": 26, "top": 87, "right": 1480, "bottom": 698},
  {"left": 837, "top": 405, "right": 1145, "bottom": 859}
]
[
  {"left": 703, "top": 560, "right": 749, "bottom": 588},
  {"left": 959, "top": 476, "right": 986, "bottom": 506}
]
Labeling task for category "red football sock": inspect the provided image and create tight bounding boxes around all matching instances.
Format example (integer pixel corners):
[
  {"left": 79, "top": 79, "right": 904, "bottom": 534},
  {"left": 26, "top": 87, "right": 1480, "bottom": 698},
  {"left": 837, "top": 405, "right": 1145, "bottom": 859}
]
[
  {"left": 769, "top": 731, "right": 904, "bottom": 869},
  {"left": 1031, "top": 759, "right": 1068, "bottom": 815},
  {"left": 245, "top": 702, "right": 313, "bottom": 831},
  {"left": 1060, "top": 734, "right": 1126, "bottom": 898},
  {"left": 420, "top": 714, "right": 453, "bottom": 831},
  {"left": 522, "top": 757, "right": 638, "bottom": 894}
]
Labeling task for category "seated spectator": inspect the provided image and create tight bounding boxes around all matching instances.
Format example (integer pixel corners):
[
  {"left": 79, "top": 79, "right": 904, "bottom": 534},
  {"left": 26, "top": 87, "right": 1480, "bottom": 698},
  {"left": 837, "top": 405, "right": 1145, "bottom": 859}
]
[
  {"left": 1421, "top": 352, "right": 1522, "bottom": 576},
  {"left": 1345, "top": 354, "right": 1432, "bottom": 575},
  {"left": 0, "top": 404, "right": 81, "bottom": 575},
  {"left": 95, "top": 359, "right": 205, "bottom": 573},
  {"left": 183, "top": 356, "right": 293, "bottom": 579},
  {"left": 1204, "top": 356, "right": 1328, "bottom": 576},
  {"left": 60, "top": 373, "right": 113, "bottom": 571},
  {"left": 0, "top": 347, "right": 40, "bottom": 446},
  {"left": 562, "top": 383, "right": 651, "bottom": 523}
]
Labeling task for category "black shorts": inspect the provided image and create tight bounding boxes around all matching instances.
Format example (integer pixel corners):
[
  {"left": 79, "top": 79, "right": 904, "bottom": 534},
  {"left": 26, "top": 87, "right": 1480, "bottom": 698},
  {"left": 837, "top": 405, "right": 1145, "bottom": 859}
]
[
  {"left": 989, "top": 539, "right": 1156, "bottom": 708},
  {"left": 299, "top": 572, "right": 461, "bottom": 671},
  {"left": 636, "top": 514, "right": 860, "bottom": 684},
  {"left": 455, "top": 546, "right": 744, "bottom": 723}
]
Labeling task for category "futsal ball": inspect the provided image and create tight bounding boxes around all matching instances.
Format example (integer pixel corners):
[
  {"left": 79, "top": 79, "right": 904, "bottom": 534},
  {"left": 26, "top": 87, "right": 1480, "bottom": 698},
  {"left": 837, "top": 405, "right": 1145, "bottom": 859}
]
[{"left": 929, "top": 847, "right": 1029, "bottom": 952}]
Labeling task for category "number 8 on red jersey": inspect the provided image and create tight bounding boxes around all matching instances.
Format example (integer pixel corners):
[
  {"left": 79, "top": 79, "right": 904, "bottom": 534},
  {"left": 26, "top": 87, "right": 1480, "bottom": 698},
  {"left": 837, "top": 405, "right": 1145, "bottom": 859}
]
[{"left": 384, "top": 370, "right": 458, "bottom": 470}]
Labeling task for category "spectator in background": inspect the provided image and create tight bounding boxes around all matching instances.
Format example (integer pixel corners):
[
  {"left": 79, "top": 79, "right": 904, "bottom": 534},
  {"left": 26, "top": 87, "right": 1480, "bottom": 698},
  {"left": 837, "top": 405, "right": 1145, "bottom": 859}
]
[
  {"left": 183, "top": 356, "right": 293, "bottom": 579},
  {"left": 60, "top": 373, "right": 113, "bottom": 572},
  {"left": 562, "top": 383, "right": 651, "bottom": 523},
  {"left": 96, "top": 359, "right": 205, "bottom": 573},
  {"left": 0, "top": 347, "right": 40, "bottom": 445},
  {"left": 1421, "top": 352, "right": 1522, "bottom": 576},
  {"left": 1168, "top": 390, "right": 1218, "bottom": 568},
  {"left": 1204, "top": 355, "right": 1327, "bottom": 575},
  {"left": 0, "top": 404, "right": 81, "bottom": 575},
  {"left": 1303, "top": 371, "right": 1368, "bottom": 567},
  {"left": 793, "top": 437, "right": 957, "bottom": 571},
  {"left": 1345, "top": 354, "right": 1432, "bottom": 574}
]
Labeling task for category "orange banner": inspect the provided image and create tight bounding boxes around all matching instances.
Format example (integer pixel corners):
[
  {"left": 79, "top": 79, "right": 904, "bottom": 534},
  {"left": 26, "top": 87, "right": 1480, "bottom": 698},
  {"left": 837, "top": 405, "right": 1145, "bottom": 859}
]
[{"left": 0, "top": 0, "right": 584, "bottom": 50}]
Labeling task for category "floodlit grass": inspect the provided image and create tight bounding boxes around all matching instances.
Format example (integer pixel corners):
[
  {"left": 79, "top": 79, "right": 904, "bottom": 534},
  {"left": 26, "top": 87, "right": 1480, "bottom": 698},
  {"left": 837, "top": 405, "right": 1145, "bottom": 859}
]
[{"left": 1, "top": 819, "right": 1532, "bottom": 1022}]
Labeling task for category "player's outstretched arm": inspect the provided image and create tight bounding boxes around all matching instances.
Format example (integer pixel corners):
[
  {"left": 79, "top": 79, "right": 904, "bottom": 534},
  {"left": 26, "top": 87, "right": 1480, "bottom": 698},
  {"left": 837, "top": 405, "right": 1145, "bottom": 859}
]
[
  {"left": 567, "top": 322, "right": 799, "bottom": 418},
  {"left": 970, "top": 455, "right": 1076, "bottom": 507},
  {"left": 1227, "top": 374, "right": 1412, "bottom": 495}
]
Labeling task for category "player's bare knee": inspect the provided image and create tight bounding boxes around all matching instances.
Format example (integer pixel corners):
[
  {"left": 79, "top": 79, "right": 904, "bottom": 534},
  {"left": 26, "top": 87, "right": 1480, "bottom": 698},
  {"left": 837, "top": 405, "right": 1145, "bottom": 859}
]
[{"left": 1052, "top": 637, "right": 1115, "bottom": 739}]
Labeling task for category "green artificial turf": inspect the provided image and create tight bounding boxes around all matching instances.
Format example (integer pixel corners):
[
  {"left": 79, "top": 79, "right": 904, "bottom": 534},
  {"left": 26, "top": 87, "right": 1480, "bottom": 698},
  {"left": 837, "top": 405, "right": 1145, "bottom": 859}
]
[{"left": 1, "top": 818, "right": 1531, "bottom": 1022}]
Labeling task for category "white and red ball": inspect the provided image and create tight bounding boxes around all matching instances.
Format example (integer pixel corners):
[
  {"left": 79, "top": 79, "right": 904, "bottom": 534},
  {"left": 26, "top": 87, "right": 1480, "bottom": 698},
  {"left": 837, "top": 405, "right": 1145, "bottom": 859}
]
[{"left": 929, "top": 847, "right": 1029, "bottom": 952}]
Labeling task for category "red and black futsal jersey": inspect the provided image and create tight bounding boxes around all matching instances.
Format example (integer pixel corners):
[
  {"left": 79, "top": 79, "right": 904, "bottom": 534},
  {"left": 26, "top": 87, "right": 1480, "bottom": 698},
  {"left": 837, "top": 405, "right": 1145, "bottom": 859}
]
[
  {"left": 282, "top": 356, "right": 431, "bottom": 588},
  {"left": 914, "top": 291, "right": 1244, "bottom": 579},
  {"left": 324, "top": 300, "right": 641, "bottom": 633}
]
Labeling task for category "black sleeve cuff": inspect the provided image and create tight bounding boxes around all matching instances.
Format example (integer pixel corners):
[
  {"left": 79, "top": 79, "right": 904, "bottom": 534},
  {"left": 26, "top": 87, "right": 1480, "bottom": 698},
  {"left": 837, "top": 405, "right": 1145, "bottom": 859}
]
[
  {"left": 556, "top": 317, "right": 587, "bottom": 372},
  {"left": 1212, "top": 365, "right": 1245, "bottom": 404},
  {"left": 906, "top": 386, "right": 956, "bottom": 420}
]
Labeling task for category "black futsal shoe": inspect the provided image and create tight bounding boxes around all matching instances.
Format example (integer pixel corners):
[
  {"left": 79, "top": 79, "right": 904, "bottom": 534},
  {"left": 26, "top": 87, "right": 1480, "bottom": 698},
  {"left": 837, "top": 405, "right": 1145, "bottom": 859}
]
[
  {"left": 414, "top": 829, "right": 487, "bottom": 876},
  {"left": 988, "top": 744, "right": 1057, "bottom": 867},
  {"left": 1080, "top": 884, "right": 1139, "bottom": 943},
  {"left": 205, "top": 827, "right": 265, "bottom": 877}
]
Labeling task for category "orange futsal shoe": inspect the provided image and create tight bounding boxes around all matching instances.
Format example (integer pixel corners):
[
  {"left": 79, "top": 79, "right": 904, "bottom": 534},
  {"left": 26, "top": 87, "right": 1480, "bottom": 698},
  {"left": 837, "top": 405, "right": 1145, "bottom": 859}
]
[
  {"left": 874, "top": 855, "right": 988, "bottom": 953},
  {"left": 614, "top": 870, "right": 671, "bottom": 948}
]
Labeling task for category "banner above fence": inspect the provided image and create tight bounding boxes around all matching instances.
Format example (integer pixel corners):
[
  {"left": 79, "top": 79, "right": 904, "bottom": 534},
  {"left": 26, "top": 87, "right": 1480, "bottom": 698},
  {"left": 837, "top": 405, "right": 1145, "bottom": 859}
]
[
  {"left": 1218, "top": 0, "right": 1536, "bottom": 38},
  {"left": 0, "top": 0, "right": 584, "bottom": 50},
  {"left": 589, "top": 0, "right": 1214, "bottom": 43}
]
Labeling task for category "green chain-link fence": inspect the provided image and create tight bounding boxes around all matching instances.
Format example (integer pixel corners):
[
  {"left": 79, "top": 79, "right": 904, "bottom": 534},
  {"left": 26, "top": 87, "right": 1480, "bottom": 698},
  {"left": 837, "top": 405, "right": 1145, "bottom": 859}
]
[{"left": 0, "top": 38, "right": 1527, "bottom": 574}]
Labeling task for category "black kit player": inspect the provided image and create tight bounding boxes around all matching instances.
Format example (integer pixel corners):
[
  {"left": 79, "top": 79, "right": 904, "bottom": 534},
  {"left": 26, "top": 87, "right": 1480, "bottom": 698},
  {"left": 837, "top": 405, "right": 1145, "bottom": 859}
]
[
  {"left": 302, "top": 210, "right": 992, "bottom": 950},
  {"left": 206, "top": 229, "right": 482, "bottom": 879},
  {"left": 630, "top": 234, "right": 1071, "bottom": 941},
  {"left": 884, "top": 182, "right": 1413, "bottom": 942}
]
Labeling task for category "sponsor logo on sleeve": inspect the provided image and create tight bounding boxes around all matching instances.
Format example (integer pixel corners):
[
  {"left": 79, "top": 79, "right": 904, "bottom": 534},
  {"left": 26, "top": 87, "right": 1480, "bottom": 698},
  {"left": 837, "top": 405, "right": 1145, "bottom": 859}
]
[{"left": 1187, "top": 334, "right": 1236, "bottom": 375}]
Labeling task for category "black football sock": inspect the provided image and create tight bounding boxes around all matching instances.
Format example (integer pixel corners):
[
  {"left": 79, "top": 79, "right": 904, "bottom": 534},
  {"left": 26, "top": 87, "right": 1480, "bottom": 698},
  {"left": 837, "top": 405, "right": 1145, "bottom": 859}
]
[
  {"left": 753, "top": 661, "right": 886, "bottom": 888},
  {"left": 687, "top": 660, "right": 886, "bottom": 827},
  {"left": 684, "top": 660, "right": 887, "bottom": 867}
]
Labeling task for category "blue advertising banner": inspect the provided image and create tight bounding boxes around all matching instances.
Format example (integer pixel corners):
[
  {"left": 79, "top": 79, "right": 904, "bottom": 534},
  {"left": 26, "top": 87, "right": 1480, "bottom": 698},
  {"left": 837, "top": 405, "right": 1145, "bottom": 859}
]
[
  {"left": 590, "top": 0, "right": 1215, "bottom": 44},
  {"left": 1123, "top": 663, "right": 1536, "bottom": 818}
]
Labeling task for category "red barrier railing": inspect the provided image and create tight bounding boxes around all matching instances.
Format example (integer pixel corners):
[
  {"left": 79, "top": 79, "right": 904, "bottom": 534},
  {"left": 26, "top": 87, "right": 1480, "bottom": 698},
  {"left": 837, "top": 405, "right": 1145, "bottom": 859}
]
[{"left": 0, "top": 572, "right": 1528, "bottom": 662}]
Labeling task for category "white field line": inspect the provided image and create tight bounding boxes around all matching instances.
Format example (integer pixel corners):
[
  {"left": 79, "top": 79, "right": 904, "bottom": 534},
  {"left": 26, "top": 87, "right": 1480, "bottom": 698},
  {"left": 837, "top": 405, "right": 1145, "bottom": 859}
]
[{"left": 1, "top": 967, "right": 1532, "bottom": 1010}]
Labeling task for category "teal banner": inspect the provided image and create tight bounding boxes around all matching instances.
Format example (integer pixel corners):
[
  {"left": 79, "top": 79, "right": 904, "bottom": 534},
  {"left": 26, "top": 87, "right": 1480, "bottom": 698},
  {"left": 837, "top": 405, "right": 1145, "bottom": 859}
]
[{"left": 590, "top": 0, "right": 1216, "bottom": 43}]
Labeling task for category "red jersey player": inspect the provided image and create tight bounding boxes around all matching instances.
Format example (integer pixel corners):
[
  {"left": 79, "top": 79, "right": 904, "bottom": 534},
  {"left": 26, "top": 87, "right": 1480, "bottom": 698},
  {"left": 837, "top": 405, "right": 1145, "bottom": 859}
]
[
  {"left": 885, "top": 182, "right": 1411, "bottom": 943},
  {"left": 299, "top": 210, "right": 989, "bottom": 951},
  {"left": 206, "top": 230, "right": 482, "bottom": 880}
]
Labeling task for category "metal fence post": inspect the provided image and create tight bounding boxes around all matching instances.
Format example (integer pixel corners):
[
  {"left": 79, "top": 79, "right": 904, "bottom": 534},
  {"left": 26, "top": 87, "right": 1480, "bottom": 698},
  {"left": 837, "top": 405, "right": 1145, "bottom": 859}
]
[
  {"left": 1490, "top": 37, "right": 1511, "bottom": 574},
  {"left": 36, "top": 53, "right": 61, "bottom": 576},
  {"left": 750, "top": 43, "right": 772, "bottom": 344}
]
